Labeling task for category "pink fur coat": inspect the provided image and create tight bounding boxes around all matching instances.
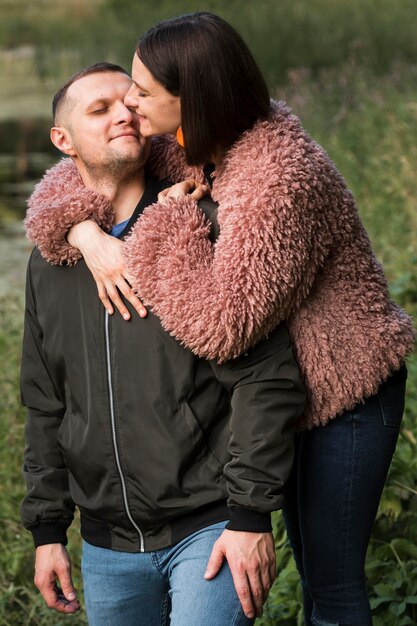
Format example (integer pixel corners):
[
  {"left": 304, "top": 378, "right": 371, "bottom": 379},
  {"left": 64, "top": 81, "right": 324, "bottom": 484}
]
[{"left": 25, "top": 101, "right": 415, "bottom": 427}]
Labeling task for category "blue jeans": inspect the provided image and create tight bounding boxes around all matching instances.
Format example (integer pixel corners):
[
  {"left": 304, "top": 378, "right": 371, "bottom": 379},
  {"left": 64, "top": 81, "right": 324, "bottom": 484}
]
[
  {"left": 283, "top": 366, "right": 407, "bottom": 626},
  {"left": 81, "top": 520, "right": 255, "bottom": 626}
]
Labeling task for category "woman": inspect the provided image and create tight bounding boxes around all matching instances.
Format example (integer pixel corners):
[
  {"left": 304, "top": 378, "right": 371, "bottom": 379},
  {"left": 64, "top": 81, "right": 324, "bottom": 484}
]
[{"left": 25, "top": 12, "right": 414, "bottom": 626}]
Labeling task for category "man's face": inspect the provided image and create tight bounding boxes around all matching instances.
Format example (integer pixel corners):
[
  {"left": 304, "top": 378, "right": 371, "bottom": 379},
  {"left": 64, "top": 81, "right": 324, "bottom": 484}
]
[{"left": 53, "top": 71, "right": 150, "bottom": 174}]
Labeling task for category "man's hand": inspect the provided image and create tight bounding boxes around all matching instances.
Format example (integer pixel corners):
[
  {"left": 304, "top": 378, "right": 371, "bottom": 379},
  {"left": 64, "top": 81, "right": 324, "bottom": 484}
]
[
  {"left": 204, "top": 529, "right": 276, "bottom": 619},
  {"left": 68, "top": 220, "right": 147, "bottom": 320},
  {"left": 34, "top": 543, "right": 80, "bottom": 614}
]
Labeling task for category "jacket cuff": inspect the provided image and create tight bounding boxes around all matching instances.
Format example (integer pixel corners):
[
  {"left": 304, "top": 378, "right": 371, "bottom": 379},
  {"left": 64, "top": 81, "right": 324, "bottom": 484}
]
[
  {"left": 30, "top": 521, "right": 70, "bottom": 548},
  {"left": 226, "top": 506, "right": 272, "bottom": 533}
]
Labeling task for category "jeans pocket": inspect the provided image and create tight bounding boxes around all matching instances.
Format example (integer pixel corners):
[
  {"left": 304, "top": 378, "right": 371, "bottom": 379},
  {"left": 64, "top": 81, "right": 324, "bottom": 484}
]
[{"left": 377, "top": 366, "right": 407, "bottom": 430}]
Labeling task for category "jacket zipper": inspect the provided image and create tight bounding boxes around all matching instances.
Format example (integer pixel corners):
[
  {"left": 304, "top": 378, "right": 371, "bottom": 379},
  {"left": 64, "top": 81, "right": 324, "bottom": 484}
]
[{"left": 104, "top": 311, "right": 145, "bottom": 552}]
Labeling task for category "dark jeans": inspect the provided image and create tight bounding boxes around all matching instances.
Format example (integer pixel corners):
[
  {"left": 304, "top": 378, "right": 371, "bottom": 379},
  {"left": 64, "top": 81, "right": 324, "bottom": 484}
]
[{"left": 283, "top": 366, "right": 407, "bottom": 626}]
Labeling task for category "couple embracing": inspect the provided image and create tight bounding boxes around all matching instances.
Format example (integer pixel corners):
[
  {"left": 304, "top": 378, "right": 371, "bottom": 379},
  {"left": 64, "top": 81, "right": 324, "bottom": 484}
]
[{"left": 21, "top": 12, "right": 414, "bottom": 626}]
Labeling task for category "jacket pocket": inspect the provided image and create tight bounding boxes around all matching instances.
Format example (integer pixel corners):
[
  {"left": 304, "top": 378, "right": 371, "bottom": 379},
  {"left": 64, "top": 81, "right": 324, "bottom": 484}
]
[
  {"left": 180, "top": 400, "right": 229, "bottom": 468},
  {"left": 57, "top": 409, "right": 71, "bottom": 455}
]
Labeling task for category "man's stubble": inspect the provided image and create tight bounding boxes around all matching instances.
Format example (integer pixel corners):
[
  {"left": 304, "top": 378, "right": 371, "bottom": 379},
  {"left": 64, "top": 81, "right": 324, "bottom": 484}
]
[{"left": 73, "top": 138, "right": 150, "bottom": 187}]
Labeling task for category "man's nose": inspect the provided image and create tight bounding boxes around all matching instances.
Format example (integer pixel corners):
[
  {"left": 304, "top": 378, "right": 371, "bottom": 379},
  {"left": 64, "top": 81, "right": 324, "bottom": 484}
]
[{"left": 115, "top": 101, "right": 134, "bottom": 123}]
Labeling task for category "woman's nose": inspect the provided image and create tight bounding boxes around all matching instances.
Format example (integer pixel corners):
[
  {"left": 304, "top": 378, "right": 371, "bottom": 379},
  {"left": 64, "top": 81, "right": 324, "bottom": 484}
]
[{"left": 124, "top": 85, "right": 139, "bottom": 110}]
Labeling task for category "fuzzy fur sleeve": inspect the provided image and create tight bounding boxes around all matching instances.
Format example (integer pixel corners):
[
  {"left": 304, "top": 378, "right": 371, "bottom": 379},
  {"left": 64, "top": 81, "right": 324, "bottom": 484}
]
[
  {"left": 124, "top": 116, "right": 345, "bottom": 362},
  {"left": 24, "top": 159, "right": 114, "bottom": 265},
  {"left": 147, "top": 134, "right": 204, "bottom": 183}
]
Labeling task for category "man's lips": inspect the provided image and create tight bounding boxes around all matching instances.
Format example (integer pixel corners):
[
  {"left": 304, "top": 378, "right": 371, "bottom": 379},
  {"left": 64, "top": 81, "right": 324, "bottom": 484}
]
[{"left": 111, "top": 130, "right": 139, "bottom": 140}]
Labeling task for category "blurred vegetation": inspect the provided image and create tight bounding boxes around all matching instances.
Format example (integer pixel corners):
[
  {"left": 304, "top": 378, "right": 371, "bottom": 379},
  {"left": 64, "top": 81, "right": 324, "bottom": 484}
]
[
  {"left": 0, "top": 0, "right": 416, "bottom": 624},
  {"left": 1, "top": 0, "right": 417, "bottom": 86}
]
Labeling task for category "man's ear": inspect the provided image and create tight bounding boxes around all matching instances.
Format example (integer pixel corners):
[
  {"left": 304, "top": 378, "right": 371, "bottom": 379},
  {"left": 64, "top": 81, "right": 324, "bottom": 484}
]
[{"left": 50, "top": 126, "right": 76, "bottom": 156}]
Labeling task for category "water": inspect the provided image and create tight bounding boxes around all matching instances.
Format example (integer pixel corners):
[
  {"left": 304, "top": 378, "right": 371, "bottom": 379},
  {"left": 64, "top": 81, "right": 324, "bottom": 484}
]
[
  {"left": 0, "top": 149, "right": 58, "bottom": 298},
  {"left": 0, "top": 221, "right": 32, "bottom": 298}
]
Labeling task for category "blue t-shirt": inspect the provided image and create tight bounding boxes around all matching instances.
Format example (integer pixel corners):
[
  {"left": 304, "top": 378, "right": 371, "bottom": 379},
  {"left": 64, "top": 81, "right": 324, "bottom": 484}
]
[
  {"left": 106, "top": 174, "right": 169, "bottom": 240},
  {"left": 109, "top": 219, "right": 129, "bottom": 238}
]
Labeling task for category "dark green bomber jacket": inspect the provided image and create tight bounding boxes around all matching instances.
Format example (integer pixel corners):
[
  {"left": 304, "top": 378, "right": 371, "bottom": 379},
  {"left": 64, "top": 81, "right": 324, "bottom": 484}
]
[{"left": 20, "top": 176, "right": 306, "bottom": 553}]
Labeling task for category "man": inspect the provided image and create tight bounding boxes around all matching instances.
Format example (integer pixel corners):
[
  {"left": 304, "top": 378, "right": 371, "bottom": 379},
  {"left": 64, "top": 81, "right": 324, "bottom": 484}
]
[{"left": 21, "top": 62, "right": 306, "bottom": 625}]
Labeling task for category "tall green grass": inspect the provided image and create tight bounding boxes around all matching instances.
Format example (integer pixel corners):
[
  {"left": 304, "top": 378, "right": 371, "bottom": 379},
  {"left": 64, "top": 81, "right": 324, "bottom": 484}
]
[
  {"left": 279, "top": 61, "right": 417, "bottom": 286},
  {"left": 0, "top": 292, "right": 86, "bottom": 626}
]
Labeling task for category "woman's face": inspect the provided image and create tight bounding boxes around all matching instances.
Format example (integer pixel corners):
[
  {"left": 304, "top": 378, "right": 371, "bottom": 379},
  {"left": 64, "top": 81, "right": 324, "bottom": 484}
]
[{"left": 124, "top": 54, "right": 181, "bottom": 137}]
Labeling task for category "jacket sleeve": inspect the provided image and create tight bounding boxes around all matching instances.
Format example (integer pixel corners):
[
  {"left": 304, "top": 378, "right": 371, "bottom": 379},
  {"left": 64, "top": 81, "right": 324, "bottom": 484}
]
[
  {"left": 24, "top": 158, "right": 114, "bottom": 266},
  {"left": 209, "top": 322, "right": 306, "bottom": 532},
  {"left": 123, "top": 130, "right": 341, "bottom": 363},
  {"left": 20, "top": 258, "right": 75, "bottom": 546}
]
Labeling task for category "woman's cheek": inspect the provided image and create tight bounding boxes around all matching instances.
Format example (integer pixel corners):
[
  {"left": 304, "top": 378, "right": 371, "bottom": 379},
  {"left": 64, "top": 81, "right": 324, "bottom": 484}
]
[{"left": 139, "top": 120, "right": 152, "bottom": 135}]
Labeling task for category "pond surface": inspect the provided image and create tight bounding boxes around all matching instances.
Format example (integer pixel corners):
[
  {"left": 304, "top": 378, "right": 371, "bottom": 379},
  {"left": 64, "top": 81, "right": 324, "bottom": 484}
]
[
  {"left": 0, "top": 221, "right": 32, "bottom": 298},
  {"left": 0, "top": 143, "right": 58, "bottom": 297}
]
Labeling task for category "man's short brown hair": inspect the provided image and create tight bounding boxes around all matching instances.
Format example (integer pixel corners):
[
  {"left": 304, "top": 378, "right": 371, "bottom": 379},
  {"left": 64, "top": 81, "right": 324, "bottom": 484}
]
[{"left": 52, "top": 62, "right": 129, "bottom": 124}]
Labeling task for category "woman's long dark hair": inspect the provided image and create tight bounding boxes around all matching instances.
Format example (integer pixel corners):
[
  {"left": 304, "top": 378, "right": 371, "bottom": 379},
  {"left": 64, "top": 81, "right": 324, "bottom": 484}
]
[{"left": 137, "top": 12, "right": 271, "bottom": 165}]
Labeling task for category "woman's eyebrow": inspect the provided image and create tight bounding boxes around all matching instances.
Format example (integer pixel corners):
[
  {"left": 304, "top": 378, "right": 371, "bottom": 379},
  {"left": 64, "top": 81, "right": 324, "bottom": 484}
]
[{"left": 132, "top": 79, "right": 149, "bottom": 92}]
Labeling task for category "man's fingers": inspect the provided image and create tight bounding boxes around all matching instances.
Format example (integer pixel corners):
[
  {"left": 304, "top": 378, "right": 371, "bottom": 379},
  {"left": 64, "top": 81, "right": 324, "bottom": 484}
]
[
  {"left": 51, "top": 590, "right": 80, "bottom": 614},
  {"left": 230, "top": 569, "right": 255, "bottom": 620},
  {"left": 247, "top": 568, "right": 265, "bottom": 617},
  {"left": 267, "top": 551, "right": 277, "bottom": 591},
  {"left": 35, "top": 575, "right": 79, "bottom": 614},
  {"left": 257, "top": 540, "right": 276, "bottom": 608},
  {"left": 54, "top": 586, "right": 80, "bottom": 613},
  {"left": 34, "top": 545, "right": 80, "bottom": 614},
  {"left": 215, "top": 530, "right": 276, "bottom": 619},
  {"left": 260, "top": 560, "right": 274, "bottom": 601},
  {"left": 263, "top": 537, "right": 277, "bottom": 589},
  {"left": 204, "top": 541, "right": 225, "bottom": 580},
  {"left": 56, "top": 568, "right": 77, "bottom": 603},
  {"left": 256, "top": 541, "right": 275, "bottom": 598},
  {"left": 35, "top": 571, "right": 57, "bottom": 608}
]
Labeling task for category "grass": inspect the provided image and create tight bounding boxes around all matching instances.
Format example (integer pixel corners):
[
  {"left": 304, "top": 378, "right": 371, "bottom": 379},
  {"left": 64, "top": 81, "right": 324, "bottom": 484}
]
[
  {"left": 1, "top": 58, "right": 416, "bottom": 625},
  {"left": 0, "top": 290, "right": 87, "bottom": 626}
]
